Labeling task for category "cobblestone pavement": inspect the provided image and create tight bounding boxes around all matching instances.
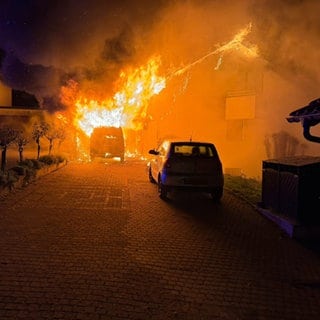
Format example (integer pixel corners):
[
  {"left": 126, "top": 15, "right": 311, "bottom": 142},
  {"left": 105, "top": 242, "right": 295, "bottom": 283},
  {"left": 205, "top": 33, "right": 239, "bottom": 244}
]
[{"left": 0, "top": 160, "right": 320, "bottom": 320}]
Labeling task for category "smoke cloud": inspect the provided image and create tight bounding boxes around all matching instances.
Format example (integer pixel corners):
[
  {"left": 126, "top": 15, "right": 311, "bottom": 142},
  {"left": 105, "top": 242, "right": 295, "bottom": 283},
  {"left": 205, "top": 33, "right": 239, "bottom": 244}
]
[
  {"left": 0, "top": 0, "right": 319, "bottom": 113},
  {"left": 0, "top": 0, "right": 168, "bottom": 110},
  {"left": 1, "top": 0, "right": 320, "bottom": 176},
  {"left": 249, "top": 0, "right": 320, "bottom": 89}
]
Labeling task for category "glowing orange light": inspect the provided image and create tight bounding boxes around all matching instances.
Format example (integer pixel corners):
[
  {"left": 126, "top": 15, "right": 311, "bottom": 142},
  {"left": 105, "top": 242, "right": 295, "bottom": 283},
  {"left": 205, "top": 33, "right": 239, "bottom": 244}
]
[
  {"left": 59, "top": 23, "right": 259, "bottom": 161},
  {"left": 56, "top": 113, "right": 69, "bottom": 124},
  {"left": 72, "top": 56, "right": 166, "bottom": 136},
  {"left": 172, "top": 23, "right": 259, "bottom": 77}
]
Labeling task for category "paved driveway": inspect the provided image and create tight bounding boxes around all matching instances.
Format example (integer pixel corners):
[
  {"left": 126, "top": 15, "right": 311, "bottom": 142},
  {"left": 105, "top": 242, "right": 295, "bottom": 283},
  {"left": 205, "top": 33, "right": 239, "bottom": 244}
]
[{"left": 0, "top": 161, "right": 320, "bottom": 319}]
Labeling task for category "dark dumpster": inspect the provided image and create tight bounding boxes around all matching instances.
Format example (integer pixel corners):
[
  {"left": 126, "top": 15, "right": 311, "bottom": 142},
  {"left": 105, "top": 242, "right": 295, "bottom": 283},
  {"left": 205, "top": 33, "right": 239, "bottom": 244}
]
[{"left": 261, "top": 156, "right": 320, "bottom": 225}]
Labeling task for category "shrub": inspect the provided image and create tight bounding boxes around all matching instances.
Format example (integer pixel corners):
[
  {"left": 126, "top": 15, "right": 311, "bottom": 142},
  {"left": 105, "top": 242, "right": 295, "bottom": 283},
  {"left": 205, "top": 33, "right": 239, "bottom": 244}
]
[
  {"left": 39, "top": 155, "right": 56, "bottom": 165},
  {"left": 19, "top": 158, "right": 44, "bottom": 170},
  {"left": 0, "top": 171, "right": 18, "bottom": 189},
  {"left": 0, "top": 171, "right": 6, "bottom": 188},
  {"left": 19, "top": 159, "right": 34, "bottom": 168},
  {"left": 11, "top": 165, "right": 26, "bottom": 176},
  {"left": 55, "top": 154, "right": 66, "bottom": 163},
  {"left": 39, "top": 154, "right": 66, "bottom": 165},
  {"left": 2, "top": 170, "right": 19, "bottom": 191},
  {"left": 1, "top": 154, "right": 67, "bottom": 192},
  {"left": 30, "top": 159, "right": 44, "bottom": 169},
  {"left": 22, "top": 168, "right": 36, "bottom": 186}
]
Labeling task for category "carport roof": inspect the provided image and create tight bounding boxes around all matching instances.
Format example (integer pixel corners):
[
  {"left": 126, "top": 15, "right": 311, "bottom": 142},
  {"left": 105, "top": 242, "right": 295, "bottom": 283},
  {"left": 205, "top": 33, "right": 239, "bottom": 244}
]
[
  {"left": 287, "top": 98, "right": 320, "bottom": 143},
  {"left": 287, "top": 98, "right": 320, "bottom": 123}
]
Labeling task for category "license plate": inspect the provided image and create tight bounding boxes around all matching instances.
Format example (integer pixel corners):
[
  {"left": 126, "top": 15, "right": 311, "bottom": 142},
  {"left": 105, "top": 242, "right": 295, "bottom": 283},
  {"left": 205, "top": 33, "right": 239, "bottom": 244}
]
[{"left": 183, "top": 177, "right": 206, "bottom": 185}]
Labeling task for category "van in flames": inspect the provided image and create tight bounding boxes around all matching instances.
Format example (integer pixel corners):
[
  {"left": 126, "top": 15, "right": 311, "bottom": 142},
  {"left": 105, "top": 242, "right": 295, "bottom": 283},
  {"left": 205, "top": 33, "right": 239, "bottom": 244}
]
[{"left": 90, "top": 126, "right": 125, "bottom": 162}]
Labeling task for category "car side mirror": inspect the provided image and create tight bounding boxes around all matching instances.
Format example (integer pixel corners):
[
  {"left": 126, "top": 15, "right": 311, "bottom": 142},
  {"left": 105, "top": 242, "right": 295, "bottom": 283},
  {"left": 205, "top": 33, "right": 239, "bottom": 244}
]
[{"left": 149, "top": 149, "right": 159, "bottom": 155}]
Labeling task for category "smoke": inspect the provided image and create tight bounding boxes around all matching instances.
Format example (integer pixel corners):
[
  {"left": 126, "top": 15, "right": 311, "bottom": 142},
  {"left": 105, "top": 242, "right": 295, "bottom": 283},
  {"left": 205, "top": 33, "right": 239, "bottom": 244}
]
[
  {"left": 0, "top": 50, "right": 64, "bottom": 111},
  {"left": 0, "top": 0, "right": 168, "bottom": 111},
  {"left": 1, "top": 0, "right": 320, "bottom": 113},
  {"left": 249, "top": 0, "right": 320, "bottom": 88}
]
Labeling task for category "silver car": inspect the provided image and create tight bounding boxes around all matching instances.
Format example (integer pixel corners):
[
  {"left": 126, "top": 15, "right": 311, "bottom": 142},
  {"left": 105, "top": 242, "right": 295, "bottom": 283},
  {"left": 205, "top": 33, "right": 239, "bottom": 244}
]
[{"left": 148, "top": 140, "right": 224, "bottom": 201}]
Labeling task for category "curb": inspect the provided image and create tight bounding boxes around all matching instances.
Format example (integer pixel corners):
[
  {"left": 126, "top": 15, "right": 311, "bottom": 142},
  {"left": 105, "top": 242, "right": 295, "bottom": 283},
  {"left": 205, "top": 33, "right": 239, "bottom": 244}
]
[{"left": 257, "top": 205, "right": 320, "bottom": 240}]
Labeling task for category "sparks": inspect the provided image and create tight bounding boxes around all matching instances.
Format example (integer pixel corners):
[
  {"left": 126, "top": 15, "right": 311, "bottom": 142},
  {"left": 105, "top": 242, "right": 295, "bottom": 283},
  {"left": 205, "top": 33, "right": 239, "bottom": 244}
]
[{"left": 171, "top": 23, "right": 259, "bottom": 77}]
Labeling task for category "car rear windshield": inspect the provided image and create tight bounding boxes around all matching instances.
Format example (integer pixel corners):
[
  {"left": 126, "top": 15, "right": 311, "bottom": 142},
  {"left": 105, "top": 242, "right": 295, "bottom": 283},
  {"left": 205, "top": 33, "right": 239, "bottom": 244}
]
[{"left": 171, "top": 143, "right": 218, "bottom": 157}]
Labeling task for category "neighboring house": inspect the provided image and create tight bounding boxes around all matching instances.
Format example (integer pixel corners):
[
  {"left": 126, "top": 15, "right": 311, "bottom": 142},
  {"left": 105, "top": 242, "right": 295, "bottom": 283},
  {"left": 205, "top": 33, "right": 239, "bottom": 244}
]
[{"left": 0, "top": 81, "right": 44, "bottom": 125}]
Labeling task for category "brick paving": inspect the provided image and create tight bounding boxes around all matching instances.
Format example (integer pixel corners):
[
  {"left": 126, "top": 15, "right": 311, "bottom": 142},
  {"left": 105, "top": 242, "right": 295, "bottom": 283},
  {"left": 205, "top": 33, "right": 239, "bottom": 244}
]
[{"left": 0, "top": 160, "right": 320, "bottom": 319}]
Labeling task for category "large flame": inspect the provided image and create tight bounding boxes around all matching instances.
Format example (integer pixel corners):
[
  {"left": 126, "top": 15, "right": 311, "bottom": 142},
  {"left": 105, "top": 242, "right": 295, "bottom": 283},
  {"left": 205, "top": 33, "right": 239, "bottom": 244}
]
[
  {"left": 62, "top": 24, "right": 257, "bottom": 138},
  {"left": 58, "top": 24, "right": 258, "bottom": 160},
  {"left": 73, "top": 56, "right": 166, "bottom": 136}
]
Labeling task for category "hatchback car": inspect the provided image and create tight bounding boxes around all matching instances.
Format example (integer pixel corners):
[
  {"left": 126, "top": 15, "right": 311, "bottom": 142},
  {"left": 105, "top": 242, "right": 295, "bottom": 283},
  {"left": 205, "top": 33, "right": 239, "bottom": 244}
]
[{"left": 148, "top": 140, "right": 224, "bottom": 201}]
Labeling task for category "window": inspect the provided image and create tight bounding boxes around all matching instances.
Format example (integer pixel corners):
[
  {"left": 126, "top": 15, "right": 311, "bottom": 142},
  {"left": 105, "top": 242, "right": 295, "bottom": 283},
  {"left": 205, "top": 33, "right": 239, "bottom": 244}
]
[
  {"left": 172, "top": 144, "right": 216, "bottom": 157},
  {"left": 225, "top": 94, "right": 255, "bottom": 120}
]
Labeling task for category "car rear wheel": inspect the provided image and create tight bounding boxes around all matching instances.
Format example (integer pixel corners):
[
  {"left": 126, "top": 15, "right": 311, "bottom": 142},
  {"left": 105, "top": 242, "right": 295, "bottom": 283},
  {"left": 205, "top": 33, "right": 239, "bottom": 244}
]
[
  {"left": 158, "top": 177, "right": 168, "bottom": 200},
  {"left": 211, "top": 187, "right": 223, "bottom": 202}
]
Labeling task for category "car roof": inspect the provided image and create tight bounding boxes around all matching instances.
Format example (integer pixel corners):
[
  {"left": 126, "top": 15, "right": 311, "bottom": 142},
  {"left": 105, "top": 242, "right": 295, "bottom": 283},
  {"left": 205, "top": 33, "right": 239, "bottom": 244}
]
[
  {"left": 91, "top": 126, "right": 123, "bottom": 134},
  {"left": 161, "top": 139, "right": 215, "bottom": 145},
  {"left": 93, "top": 126, "right": 122, "bottom": 130}
]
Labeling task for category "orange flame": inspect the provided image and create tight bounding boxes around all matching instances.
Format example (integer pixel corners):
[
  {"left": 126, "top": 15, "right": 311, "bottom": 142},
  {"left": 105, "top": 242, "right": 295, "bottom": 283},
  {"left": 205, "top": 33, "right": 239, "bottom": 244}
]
[
  {"left": 59, "top": 24, "right": 258, "bottom": 160},
  {"left": 73, "top": 56, "right": 166, "bottom": 136},
  {"left": 62, "top": 24, "right": 257, "bottom": 138},
  {"left": 56, "top": 113, "right": 69, "bottom": 124}
]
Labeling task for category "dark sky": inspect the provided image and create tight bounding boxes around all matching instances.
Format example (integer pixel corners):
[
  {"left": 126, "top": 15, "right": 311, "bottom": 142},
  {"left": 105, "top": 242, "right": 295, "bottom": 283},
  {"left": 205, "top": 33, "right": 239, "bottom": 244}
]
[
  {"left": 1, "top": 0, "right": 320, "bottom": 111},
  {"left": 0, "top": 0, "right": 168, "bottom": 109}
]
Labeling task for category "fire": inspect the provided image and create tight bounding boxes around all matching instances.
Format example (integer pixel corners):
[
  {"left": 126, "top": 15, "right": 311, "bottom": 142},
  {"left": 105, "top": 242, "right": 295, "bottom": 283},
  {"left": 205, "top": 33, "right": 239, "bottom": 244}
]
[
  {"left": 64, "top": 24, "right": 257, "bottom": 138},
  {"left": 171, "top": 23, "right": 258, "bottom": 77},
  {"left": 56, "top": 113, "right": 69, "bottom": 124},
  {"left": 75, "top": 99, "right": 122, "bottom": 136},
  {"left": 59, "top": 23, "right": 258, "bottom": 160},
  {"left": 73, "top": 56, "right": 166, "bottom": 136}
]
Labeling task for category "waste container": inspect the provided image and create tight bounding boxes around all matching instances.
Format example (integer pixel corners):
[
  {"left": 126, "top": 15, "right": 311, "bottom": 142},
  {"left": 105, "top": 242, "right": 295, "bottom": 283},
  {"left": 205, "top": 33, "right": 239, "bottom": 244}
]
[{"left": 261, "top": 156, "right": 320, "bottom": 225}]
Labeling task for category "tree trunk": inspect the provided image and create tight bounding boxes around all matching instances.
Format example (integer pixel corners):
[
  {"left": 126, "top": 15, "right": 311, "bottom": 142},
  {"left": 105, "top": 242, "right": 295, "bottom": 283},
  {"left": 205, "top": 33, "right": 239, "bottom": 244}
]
[
  {"left": 49, "top": 139, "right": 53, "bottom": 155},
  {"left": 1, "top": 146, "right": 7, "bottom": 172},
  {"left": 19, "top": 147, "right": 24, "bottom": 162},
  {"left": 37, "top": 143, "right": 41, "bottom": 160}
]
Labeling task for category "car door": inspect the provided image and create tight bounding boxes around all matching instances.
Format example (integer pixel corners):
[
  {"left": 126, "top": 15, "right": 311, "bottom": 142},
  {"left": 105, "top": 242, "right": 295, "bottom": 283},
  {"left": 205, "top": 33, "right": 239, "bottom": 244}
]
[{"left": 150, "top": 141, "right": 168, "bottom": 182}]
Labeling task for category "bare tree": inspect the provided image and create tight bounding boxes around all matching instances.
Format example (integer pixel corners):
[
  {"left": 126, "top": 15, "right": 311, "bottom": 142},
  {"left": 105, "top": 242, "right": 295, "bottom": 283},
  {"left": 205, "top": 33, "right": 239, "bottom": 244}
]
[
  {"left": 14, "top": 130, "right": 29, "bottom": 162},
  {"left": 0, "top": 126, "right": 18, "bottom": 172},
  {"left": 56, "top": 125, "right": 66, "bottom": 151},
  {"left": 32, "top": 122, "right": 49, "bottom": 160},
  {"left": 44, "top": 123, "right": 60, "bottom": 155}
]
